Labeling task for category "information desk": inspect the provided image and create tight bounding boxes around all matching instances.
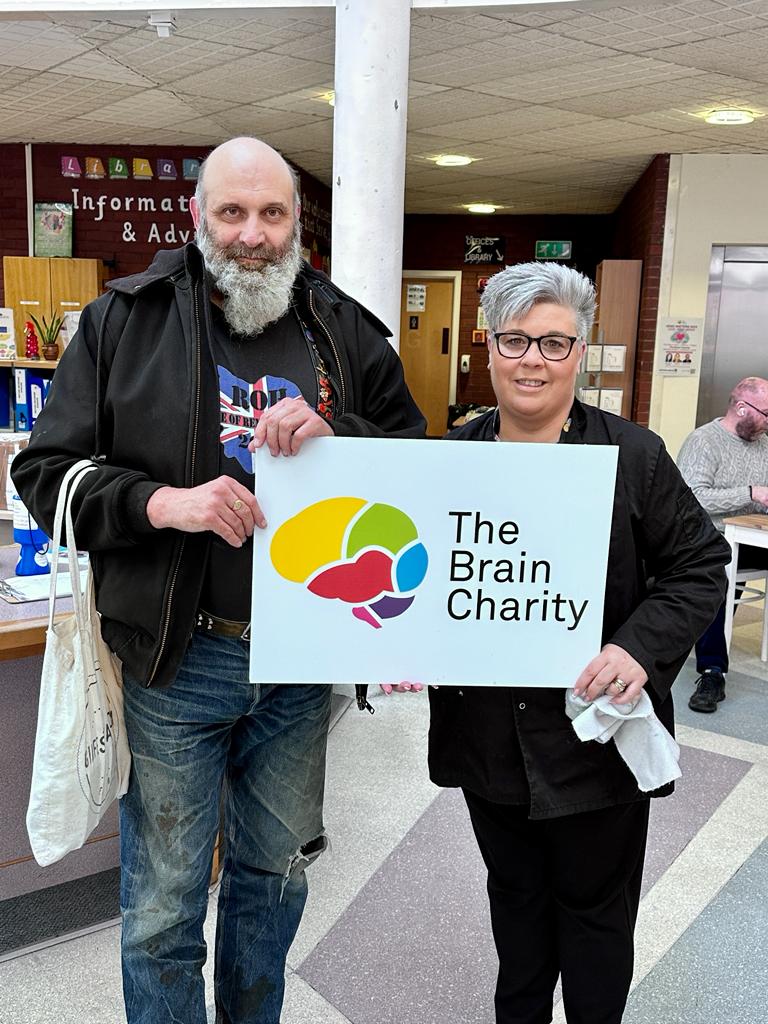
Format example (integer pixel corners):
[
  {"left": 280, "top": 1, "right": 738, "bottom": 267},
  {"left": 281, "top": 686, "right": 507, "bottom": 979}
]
[
  {"left": 722, "top": 514, "right": 768, "bottom": 664},
  {"left": 0, "top": 546, "right": 120, "bottom": 956}
]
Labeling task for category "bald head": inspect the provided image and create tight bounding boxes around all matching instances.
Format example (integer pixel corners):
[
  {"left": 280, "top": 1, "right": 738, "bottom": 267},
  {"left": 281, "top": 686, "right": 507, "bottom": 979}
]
[
  {"left": 196, "top": 137, "right": 299, "bottom": 214},
  {"left": 729, "top": 377, "right": 768, "bottom": 409}
]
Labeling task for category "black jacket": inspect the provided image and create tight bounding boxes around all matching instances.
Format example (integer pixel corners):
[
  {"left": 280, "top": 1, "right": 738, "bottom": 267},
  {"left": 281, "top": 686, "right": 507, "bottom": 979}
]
[
  {"left": 428, "top": 403, "right": 730, "bottom": 818},
  {"left": 12, "top": 244, "right": 426, "bottom": 688}
]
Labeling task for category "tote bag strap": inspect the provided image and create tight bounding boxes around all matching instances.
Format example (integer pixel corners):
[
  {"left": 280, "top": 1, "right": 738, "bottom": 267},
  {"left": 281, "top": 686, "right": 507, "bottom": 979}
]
[{"left": 48, "top": 460, "right": 97, "bottom": 631}]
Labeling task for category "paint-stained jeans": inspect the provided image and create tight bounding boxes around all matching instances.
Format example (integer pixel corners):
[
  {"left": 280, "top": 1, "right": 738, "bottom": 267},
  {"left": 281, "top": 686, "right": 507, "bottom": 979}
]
[{"left": 120, "top": 633, "right": 332, "bottom": 1024}]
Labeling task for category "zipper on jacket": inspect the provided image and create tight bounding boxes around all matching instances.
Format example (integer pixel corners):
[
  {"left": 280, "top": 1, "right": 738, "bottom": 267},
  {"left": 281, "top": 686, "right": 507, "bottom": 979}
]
[
  {"left": 308, "top": 289, "right": 346, "bottom": 416},
  {"left": 146, "top": 280, "right": 203, "bottom": 686}
]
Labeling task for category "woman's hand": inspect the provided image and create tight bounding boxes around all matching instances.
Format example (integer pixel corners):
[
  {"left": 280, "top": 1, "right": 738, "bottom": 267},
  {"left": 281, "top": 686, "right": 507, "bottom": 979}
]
[
  {"left": 573, "top": 643, "right": 648, "bottom": 706},
  {"left": 380, "top": 681, "right": 424, "bottom": 695}
]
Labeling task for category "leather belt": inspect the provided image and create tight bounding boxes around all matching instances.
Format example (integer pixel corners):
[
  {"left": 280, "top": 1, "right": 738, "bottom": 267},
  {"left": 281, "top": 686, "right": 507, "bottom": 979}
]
[{"left": 195, "top": 610, "right": 251, "bottom": 641}]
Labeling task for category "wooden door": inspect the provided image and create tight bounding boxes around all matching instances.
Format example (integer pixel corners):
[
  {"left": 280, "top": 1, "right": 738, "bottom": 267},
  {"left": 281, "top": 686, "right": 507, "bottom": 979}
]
[
  {"left": 2, "top": 257, "right": 52, "bottom": 357},
  {"left": 399, "top": 279, "right": 453, "bottom": 436},
  {"left": 50, "top": 258, "right": 101, "bottom": 318}
]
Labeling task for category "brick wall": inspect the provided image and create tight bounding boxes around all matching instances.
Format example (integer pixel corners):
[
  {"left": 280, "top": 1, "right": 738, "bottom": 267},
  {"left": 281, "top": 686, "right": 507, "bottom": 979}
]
[
  {"left": 611, "top": 155, "right": 670, "bottom": 426},
  {"left": 403, "top": 213, "right": 613, "bottom": 407},
  {"left": 0, "top": 144, "right": 29, "bottom": 306},
  {"left": 28, "top": 143, "right": 330, "bottom": 285}
]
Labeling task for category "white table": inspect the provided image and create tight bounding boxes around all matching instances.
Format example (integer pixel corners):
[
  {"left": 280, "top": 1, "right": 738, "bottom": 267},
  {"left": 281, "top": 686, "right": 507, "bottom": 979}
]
[{"left": 723, "top": 514, "right": 768, "bottom": 662}]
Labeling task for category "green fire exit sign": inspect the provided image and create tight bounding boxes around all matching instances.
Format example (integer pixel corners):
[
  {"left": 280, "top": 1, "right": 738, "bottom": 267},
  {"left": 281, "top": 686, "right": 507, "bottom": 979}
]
[{"left": 535, "top": 240, "right": 572, "bottom": 260}]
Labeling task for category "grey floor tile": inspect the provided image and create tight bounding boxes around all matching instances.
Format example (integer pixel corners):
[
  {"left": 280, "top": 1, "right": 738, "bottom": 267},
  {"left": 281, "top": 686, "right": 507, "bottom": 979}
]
[
  {"left": 643, "top": 744, "right": 751, "bottom": 893},
  {"left": 624, "top": 838, "right": 768, "bottom": 1024},
  {"left": 298, "top": 786, "right": 498, "bottom": 1024},
  {"left": 674, "top": 660, "right": 768, "bottom": 747}
]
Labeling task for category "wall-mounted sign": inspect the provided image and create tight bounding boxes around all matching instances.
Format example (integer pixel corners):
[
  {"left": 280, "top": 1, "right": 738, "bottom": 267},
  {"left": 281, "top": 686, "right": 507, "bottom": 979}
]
[
  {"left": 61, "top": 156, "right": 81, "bottom": 178},
  {"left": 406, "top": 284, "right": 427, "bottom": 312},
  {"left": 85, "top": 157, "right": 105, "bottom": 179},
  {"left": 133, "top": 157, "right": 153, "bottom": 180},
  {"left": 108, "top": 157, "right": 129, "bottom": 180},
  {"left": 465, "top": 236, "right": 505, "bottom": 265},
  {"left": 535, "top": 240, "right": 572, "bottom": 260},
  {"left": 33, "top": 202, "right": 73, "bottom": 258},
  {"left": 657, "top": 318, "right": 703, "bottom": 376},
  {"left": 183, "top": 158, "right": 201, "bottom": 181},
  {"left": 157, "top": 159, "right": 178, "bottom": 180}
]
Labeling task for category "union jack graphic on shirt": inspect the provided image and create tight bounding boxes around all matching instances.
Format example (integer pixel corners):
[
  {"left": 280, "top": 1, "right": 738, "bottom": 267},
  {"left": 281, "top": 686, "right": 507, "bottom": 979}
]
[{"left": 217, "top": 365, "right": 302, "bottom": 473}]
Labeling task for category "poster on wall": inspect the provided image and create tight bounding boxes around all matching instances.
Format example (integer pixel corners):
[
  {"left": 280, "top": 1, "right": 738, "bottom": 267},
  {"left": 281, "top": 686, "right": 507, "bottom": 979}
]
[
  {"left": 250, "top": 437, "right": 618, "bottom": 687},
  {"left": 33, "top": 203, "right": 73, "bottom": 258},
  {"left": 656, "top": 318, "right": 704, "bottom": 375},
  {"left": 406, "top": 284, "right": 427, "bottom": 312}
]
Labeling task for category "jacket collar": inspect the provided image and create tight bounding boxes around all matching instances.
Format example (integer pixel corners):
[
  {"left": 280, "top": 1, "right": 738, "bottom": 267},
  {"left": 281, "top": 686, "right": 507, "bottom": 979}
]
[{"left": 105, "top": 243, "right": 392, "bottom": 337}]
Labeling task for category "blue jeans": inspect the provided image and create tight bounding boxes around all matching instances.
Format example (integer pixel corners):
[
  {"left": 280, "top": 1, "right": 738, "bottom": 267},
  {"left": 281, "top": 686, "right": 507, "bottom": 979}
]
[
  {"left": 695, "top": 545, "right": 768, "bottom": 674},
  {"left": 120, "top": 632, "right": 332, "bottom": 1024}
]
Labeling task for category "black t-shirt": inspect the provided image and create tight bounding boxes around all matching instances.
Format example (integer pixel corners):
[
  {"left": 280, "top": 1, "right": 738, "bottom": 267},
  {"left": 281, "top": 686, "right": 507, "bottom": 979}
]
[{"left": 199, "top": 301, "right": 320, "bottom": 621}]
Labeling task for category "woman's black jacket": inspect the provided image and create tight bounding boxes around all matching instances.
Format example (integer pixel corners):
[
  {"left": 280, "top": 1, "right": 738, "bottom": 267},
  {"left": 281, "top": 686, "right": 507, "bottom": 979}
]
[{"left": 428, "top": 402, "right": 730, "bottom": 818}]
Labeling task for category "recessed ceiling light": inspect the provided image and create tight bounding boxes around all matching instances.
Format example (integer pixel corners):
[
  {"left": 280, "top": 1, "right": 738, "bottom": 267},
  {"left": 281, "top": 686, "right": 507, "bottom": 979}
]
[
  {"left": 465, "top": 203, "right": 498, "bottom": 214},
  {"left": 434, "top": 154, "right": 474, "bottom": 167},
  {"left": 705, "top": 109, "right": 755, "bottom": 125}
]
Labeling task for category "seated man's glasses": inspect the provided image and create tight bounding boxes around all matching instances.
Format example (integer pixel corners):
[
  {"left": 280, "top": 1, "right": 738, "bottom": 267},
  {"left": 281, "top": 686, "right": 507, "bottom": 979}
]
[
  {"left": 493, "top": 332, "right": 579, "bottom": 362},
  {"left": 740, "top": 399, "right": 768, "bottom": 419}
]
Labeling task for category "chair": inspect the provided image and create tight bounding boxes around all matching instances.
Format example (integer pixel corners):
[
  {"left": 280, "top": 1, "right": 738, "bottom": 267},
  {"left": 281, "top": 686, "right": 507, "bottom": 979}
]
[{"left": 733, "top": 568, "right": 768, "bottom": 662}]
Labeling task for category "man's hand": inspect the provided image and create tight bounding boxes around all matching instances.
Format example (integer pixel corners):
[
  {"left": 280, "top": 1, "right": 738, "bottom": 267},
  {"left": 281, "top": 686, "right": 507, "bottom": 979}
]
[
  {"left": 572, "top": 643, "right": 648, "bottom": 706},
  {"left": 249, "top": 396, "right": 333, "bottom": 457},
  {"left": 147, "top": 476, "right": 265, "bottom": 548},
  {"left": 751, "top": 484, "right": 768, "bottom": 508}
]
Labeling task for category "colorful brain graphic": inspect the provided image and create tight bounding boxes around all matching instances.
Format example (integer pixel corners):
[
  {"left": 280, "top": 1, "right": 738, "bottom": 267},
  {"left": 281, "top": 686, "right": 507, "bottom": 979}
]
[{"left": 270, "top": 498, "right": 428, "bottom": 629}]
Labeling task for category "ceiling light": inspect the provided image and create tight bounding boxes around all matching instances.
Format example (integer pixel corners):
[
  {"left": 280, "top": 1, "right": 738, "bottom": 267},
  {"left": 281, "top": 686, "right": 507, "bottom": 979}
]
[
  {"left": 465, "top": 203, "right": 498, "bottom": 214},
  {"left": 434, "top": 154, "right": 474, "bottom": 167},
  {"left": 705, "top": 109, "right": 755, "bottom": 125},
  {"left": 147, "top": 11, "right": 176, "bottom": 38}
]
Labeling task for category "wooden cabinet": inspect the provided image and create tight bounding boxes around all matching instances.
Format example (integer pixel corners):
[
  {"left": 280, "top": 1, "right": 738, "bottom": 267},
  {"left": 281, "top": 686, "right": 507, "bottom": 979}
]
[
  {"left": 584, "top": 260, "right": 642, "bottom": 420},
  {"left": 3, "top": 257, "right": 104, "bottom": 358}
]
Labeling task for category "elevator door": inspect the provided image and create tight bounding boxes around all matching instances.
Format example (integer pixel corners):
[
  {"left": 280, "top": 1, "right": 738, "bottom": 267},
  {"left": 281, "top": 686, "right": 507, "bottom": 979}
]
[{"left": 698, "top": 246, "right": 768, "bottom": 426}]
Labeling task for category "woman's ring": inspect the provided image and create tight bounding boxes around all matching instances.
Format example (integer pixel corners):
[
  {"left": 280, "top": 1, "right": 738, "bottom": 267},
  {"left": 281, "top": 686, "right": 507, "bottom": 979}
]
[
  {"left": 612, "top": 677, "right": 627, "bottom": 693},
  {"left": 232, "top": 499, "right": 244, "bottom": 512}
]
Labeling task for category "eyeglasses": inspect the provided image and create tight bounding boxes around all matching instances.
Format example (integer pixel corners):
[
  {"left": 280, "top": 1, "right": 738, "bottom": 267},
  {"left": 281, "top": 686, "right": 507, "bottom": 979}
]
[
  {"left": 493, "top": 331, "right": 579, "bottom": 362},
  {"left": 740, "top": 399, "right": 768, "bottom": 418}
]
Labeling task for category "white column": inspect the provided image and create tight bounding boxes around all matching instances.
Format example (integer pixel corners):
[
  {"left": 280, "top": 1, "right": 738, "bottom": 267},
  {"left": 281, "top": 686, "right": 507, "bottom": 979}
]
[{"left": 331, "top": 0, "right": 411, "bottom": 351}]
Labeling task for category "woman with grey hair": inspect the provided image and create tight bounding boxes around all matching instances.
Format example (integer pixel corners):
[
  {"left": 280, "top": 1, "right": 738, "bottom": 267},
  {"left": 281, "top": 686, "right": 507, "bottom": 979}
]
[{"left": 428, "top": 262, "right": 729, "bottom": 1024}]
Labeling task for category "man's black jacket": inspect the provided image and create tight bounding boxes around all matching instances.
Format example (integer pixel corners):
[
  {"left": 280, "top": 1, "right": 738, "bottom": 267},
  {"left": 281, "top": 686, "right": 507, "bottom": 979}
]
[
  {"left": 12, "top": 244, "right": 425, "bottom": 688},
  {"left": 428, "top": 402, "right": 731, "bottom": 818}
]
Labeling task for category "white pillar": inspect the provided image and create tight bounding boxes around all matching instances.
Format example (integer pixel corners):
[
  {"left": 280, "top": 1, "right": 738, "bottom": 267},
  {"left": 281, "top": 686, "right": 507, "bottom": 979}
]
[{"left": 331, "top": 0, "right": 411, "bottom": 351}]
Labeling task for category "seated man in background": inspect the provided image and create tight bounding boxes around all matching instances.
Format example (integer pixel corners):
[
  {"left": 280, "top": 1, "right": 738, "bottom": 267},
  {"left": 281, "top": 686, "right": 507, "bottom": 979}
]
[{"left": 677, "top": 377, "right": 768, "bottom": 712}]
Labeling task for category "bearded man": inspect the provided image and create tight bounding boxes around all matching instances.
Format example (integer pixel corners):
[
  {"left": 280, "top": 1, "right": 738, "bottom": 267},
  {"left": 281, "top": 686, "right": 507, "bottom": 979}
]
[
  {"left": 677, "top": 376, "right": 768, "bottom": 713},
  {"left": 12, "top": 137, "right": 425, "bottom": 1024}
]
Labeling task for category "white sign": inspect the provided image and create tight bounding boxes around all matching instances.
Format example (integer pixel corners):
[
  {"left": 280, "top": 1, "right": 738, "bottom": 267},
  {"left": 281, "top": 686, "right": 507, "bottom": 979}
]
[
  {"left": 406, "top": 284, "right": 427, "bottom": 312},
  {"left": 657, "top": 318, "right": 704, "bottom": 375},
  {"left": 250, "top": 438, "right": 618, "bottom": 688}
]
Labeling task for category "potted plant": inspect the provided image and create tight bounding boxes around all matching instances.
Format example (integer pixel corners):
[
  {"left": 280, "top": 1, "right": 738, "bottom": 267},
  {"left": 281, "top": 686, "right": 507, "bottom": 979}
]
[{"left": 29, "top": 312, "right": 63, "bottom": 361}]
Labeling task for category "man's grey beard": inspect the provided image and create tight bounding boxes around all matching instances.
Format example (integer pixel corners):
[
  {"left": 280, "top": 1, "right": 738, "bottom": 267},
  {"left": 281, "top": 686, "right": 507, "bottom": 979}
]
[{"left": 196, "top": 218, "right": 302, "bottom": 337}]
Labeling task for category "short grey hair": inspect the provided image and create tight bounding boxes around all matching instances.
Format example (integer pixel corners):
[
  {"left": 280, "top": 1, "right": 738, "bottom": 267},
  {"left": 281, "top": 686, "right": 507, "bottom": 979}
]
[
  {"left": 194, "top": 150, "right": 301, "bottom": 216},
  {"left": 481, "top": 261, "right": 596, "bottom": 338}
]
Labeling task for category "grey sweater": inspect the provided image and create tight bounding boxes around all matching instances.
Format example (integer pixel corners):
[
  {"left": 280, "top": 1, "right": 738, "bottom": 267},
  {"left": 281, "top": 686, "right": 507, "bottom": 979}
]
[{"left": 677, "top": 419, "right": 768, "bottom": 531}]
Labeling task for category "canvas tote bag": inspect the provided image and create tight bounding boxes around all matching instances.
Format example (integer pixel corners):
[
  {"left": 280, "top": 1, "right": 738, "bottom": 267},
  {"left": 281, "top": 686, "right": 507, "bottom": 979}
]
[{"left": 26, "top": 459, "right": 131, "bottom": 866}]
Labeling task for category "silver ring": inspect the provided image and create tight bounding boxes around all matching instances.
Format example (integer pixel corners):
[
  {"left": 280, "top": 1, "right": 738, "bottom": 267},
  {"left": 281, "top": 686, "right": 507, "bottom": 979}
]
[{"left": 612, "top": 677, "right": 627, "bottom": 693}]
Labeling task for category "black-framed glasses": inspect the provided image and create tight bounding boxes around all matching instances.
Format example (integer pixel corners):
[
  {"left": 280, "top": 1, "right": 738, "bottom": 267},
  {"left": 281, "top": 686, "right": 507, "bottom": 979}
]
[
  {"left": 740, "top": 399, "right": 768, "bottom": 419},
  {"left": 493, "top": 331, "right": 579, "bottom": 362}
]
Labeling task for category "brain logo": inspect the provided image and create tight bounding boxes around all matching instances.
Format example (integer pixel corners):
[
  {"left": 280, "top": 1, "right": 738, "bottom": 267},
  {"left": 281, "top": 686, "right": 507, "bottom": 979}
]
[{"left": 270, "top": 498, "right": 428, "bottom": 629}]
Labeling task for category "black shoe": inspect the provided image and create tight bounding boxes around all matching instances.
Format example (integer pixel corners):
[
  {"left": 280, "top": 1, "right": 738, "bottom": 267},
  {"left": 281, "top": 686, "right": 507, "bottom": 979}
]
[{"left": 689, "top": 669, "right": 726, "bottom": 713}]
